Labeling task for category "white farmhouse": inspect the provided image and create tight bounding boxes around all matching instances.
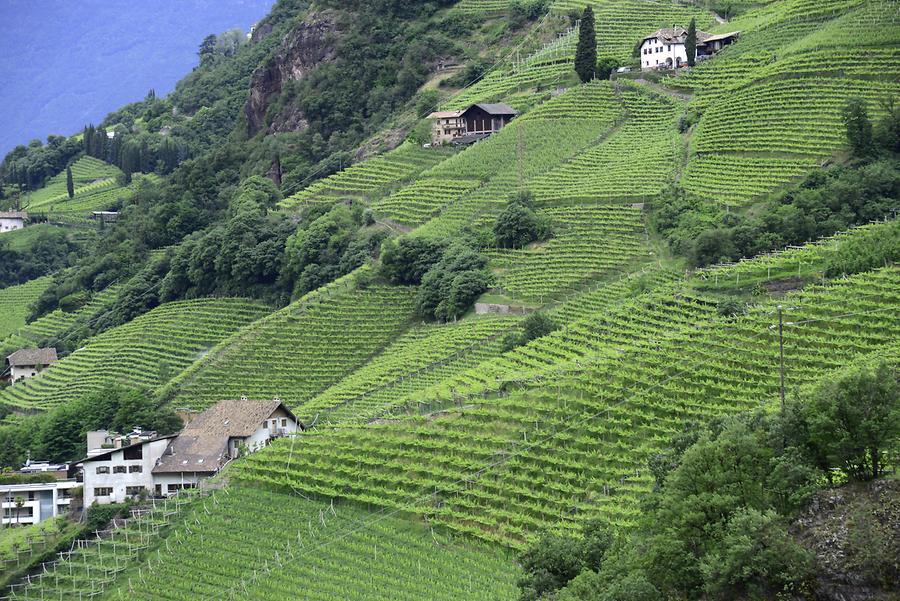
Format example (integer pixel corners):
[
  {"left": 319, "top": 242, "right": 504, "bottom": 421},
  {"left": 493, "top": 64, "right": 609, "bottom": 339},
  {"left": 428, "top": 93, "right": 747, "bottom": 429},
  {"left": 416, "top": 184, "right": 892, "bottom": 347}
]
[
  {"left": 0, "top": 211, "right": 27, "bottom": 233},
  {"left": 639, "top": 27, "right": 739, "bottom": 71},
  {"left": 79, "top": 399, "right": 302, "bottom": 507},
  {"left": 6, "top": 348, "right": 58, "bottom": 383}
]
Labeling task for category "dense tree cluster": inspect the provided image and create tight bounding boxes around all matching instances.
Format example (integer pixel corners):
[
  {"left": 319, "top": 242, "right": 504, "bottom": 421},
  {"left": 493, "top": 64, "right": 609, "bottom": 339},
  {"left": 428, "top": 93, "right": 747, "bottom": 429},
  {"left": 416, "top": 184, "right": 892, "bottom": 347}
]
[
  {"left": 380, "top": 233, "right": 494, "bottom": 321},
  {"left": 0, "top": 385, "right": 181, "bottom": 469},
  {"left": 0, "top": 135, "right": 83, "bottom": 192},
  {"left": 0, "top": 229, "right": 83, "bottom": 288},
  {"left": 518, "top": 361, "right": 900, "bottom": 601},
  {"left": 494, "top": 191, "right": 552, "bottom": 249}
]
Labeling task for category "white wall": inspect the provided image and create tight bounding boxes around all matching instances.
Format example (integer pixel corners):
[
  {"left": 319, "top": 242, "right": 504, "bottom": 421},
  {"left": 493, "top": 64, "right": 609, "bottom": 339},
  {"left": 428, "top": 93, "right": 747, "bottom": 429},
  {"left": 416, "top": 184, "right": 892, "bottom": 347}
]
[
  {"left": 82, "top": 438, "right": 170, "bottom": 507},
  {"left": 151, "top": 472, "right": 205, "bottom": 496},
  {"left": 0, "top": 218, "right": 24, "bottom": 233},
  {"left": 1, "top": 480, "right": 78, "bottom": 526},
  {"left": 10, "top": 365, "right": 39, "bottom": 383},
  {"left": 640, "top": 38, "right": 689, "bottom": 70}
]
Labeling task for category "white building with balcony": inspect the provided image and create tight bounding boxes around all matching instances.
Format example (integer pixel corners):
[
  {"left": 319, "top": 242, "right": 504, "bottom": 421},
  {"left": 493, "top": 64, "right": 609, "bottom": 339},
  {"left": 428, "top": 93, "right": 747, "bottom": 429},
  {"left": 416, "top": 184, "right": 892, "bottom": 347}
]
[{"left": 2, "top": 479, "right": 79, "bottom": 527}]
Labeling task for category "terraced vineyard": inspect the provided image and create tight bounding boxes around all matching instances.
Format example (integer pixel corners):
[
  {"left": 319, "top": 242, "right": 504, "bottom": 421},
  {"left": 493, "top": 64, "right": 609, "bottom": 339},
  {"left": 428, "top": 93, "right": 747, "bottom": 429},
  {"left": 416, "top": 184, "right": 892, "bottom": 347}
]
[
  {"left": 0, "top": 277, "right": 52, "bottom": 340},
  {"left": 674, "top": 0, "right": 900, "bottom": 204},
  {"left": 22, "top": 156, "right": 122, "bottom": 212},
  {"left": 488, "top": 204, "right": 647, "bottom": 301},
  {"left": 300, "top": 315, "right": 521, "bottom": 425},
  {"left": 370, "top": 179, "right": 481, "bottom": 227},
  {"left": 549, "top": 0, "right": 714, "bottom": 61},
  {"left": 13, "top": 488, "right": 518, "bottom": 601},
  {"left": 527, "top": 84, "right": 681, "bottom": 204},
  {"left": 168, "top": 276, "right": 419, "bottom": 411},
  {"left": 4, "top": 0, "right": 898, "bottom": 598},
  {"left": 236, "top": 265, "right": 900, "bottom": 547},
  {"left": 417, "top": 84, "right": 625, "bottom": 236},
  {"left": 0, "top": 299, "right": 271, "bottom": 411},
  {"left": 279, "top": 143, "right": 455, "bottom": 211}
]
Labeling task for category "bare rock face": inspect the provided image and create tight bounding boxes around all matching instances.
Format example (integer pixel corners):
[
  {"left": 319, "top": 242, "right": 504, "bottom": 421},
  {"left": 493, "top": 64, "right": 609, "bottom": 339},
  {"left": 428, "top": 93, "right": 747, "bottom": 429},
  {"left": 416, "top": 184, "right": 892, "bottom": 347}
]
[
  {"left": 245, "top": 12, "right": 342, "bottom": 135},
  {"left": 792, "top": 479, "right": 900, "bottom": 601}
]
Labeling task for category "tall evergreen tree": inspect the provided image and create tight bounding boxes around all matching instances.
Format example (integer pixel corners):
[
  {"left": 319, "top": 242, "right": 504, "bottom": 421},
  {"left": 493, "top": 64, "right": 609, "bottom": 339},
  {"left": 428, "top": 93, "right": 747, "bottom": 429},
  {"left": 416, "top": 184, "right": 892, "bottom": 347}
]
[
  {"left": 65, "top": 165, "right": 74, "bottom": 199},
  {"left": 574, "top": 6, "right": 597, "bottom": 83},
  {"left": 685, "top": 18, "right": 697, "bottom": 67}
]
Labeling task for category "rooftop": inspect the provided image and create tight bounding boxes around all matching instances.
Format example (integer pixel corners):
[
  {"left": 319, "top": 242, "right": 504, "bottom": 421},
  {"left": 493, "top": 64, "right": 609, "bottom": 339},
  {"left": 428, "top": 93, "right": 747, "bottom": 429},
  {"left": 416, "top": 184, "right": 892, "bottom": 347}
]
[
  {"left": 7, "top": 347, "right": 58, "bottom": 367},
  {"left": 0, "top": 211, "right": 28, "bottom": 220},
  {"left": 152, "top": 399, "right": 299, "bottom": 474}
]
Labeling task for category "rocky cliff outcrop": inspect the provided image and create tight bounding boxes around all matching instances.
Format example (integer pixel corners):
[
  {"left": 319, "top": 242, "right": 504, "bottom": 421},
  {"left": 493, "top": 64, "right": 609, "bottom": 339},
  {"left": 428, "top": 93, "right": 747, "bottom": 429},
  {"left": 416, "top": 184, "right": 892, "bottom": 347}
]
[
  {"left": 244, "top": 12, "right": 343, "bottom": 135},
  {"left": 793, "top": 479, "right": 899, "bottom": 601}
]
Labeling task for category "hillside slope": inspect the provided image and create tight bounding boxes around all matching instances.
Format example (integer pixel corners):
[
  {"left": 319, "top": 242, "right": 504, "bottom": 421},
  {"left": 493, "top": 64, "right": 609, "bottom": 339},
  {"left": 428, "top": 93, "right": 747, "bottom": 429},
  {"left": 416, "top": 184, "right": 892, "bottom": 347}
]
[{"left": 3, "top": 0, "right": 899, "bottom": 599}]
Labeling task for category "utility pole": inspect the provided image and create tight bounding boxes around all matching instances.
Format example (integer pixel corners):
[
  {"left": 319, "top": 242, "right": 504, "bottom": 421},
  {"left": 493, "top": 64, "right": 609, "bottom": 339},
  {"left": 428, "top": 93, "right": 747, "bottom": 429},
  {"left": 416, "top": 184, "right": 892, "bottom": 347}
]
[{"left": 777, "top": 305, "right": 785, "bottom": 412}]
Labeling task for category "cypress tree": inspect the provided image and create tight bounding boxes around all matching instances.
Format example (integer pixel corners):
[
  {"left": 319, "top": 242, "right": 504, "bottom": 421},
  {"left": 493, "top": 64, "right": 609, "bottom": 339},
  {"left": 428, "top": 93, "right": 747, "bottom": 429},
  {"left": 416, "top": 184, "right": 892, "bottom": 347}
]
[
  {"left": 574, "top": 6, "right": 597, "bottom": 83},
  {"left": 685, "top": 18, "right": 697, "bottom": 67},
  {"left": 66, "top": 166, "right": 74, "bottom": 199}
]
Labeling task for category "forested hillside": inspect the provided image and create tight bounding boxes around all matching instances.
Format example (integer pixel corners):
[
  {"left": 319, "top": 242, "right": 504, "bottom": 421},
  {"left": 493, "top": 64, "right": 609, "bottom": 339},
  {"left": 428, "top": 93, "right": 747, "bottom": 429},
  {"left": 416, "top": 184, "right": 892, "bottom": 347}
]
[{"left": 1, "top": 0, "right": 898, "bottom": 599}]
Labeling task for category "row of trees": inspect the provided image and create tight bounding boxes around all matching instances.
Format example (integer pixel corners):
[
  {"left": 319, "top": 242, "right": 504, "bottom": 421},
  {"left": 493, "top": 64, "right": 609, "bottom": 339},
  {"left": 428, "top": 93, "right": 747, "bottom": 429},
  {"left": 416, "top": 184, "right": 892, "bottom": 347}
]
[{"left": 520, "top": 361, "right": 900, "bottom": 600}]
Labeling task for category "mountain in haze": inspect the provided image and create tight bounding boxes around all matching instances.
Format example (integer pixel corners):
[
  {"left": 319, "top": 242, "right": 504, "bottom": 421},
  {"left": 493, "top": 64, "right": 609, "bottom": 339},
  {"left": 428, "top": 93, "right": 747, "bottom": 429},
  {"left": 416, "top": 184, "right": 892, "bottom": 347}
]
[{"left": 0, "top": 0, "right": 274, "bottom": 156}]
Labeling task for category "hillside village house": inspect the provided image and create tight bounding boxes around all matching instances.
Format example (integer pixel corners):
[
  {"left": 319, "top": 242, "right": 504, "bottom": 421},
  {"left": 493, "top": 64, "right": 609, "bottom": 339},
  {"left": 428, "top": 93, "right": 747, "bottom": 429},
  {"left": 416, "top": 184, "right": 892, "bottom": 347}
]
[
  {"left": 5, "top": 348, "right": 58, "bottom": 383},
  {"left": 79, "top": 399, "right": 302, "bottom": 507},
  {"left": 2, "top": 461, "right": 78, "bottom": 527},
  {"left": 428, "top": 103, "right": 517, "bottom": 145},
  {"left": 0, "top": 211, "right": 27, "bottom": 233},
  {"left": 639, "top": 27, "right": 739, "bottom": 70}
]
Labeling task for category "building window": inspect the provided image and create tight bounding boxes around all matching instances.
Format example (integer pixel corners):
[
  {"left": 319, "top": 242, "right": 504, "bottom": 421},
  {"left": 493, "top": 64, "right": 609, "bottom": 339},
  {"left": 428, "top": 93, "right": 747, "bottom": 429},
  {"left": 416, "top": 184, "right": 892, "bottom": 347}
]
[
  {"left": 281, "top": 418, "right": 287, "bottom": 427},
  {"left": 126, "top": 486, "right": 145, "bottom": 496},
  {"left": 4, "top": 507, "right": 34, "bottom": 518},
  {"left": 96, "top": 466, "right": 110, "bottom": 474},
  {"left": 94, "top": 487, "right": 112, "bottom": 497},
  {"left": 113, "top": 466, "right": 127, "bottom": 474},
  {"left": 262, "top": 420, "right": 268, "bottom": 429},
  {"left": 128, "top": 465, "right": 142, "bottom": 473},
  {"left": 124, "top": 446, "right": 143, "bottom": 460}
]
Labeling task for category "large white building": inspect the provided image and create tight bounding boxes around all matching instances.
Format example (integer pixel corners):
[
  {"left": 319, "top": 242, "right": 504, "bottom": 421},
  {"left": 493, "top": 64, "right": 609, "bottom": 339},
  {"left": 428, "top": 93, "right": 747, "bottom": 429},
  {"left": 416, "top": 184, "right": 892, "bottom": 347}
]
[
  {"left": 80, "top": 399, "right": 301, "bottom": 507},
  {"left": 639, "top": 27, "right": 739, "bottom": 71},
  {"left": 0, "top": 211, "right": 27, "bottom": 233}
]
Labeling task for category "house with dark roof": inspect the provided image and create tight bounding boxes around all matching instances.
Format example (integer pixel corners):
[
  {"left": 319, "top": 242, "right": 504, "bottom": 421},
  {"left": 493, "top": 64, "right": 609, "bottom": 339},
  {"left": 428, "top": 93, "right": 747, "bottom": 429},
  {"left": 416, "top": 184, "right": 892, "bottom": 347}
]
[
  {"left": 0, "top": 211, "right": 27, "bottom": 233},
  {"left": 6, "top": 347, "right": 58, "bottom": 383},
  {"left": 78, "top": 399, "right": 301, "bottom": 506},
  {"left": 427, "top": 103, "right": 517, "bottom": 145},
  {"left": 639, "top": 27, "right": 739, "bottom": 70}
]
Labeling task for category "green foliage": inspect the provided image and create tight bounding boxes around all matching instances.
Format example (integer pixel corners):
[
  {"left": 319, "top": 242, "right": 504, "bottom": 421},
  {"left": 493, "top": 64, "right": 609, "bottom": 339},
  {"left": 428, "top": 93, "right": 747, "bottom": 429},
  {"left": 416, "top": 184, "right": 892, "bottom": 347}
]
[
  {"left": 655, "top": 158, "right": 900, "bottom": 267},
  {"left": 517, "top": 520, "right": 613, "bottom": 601},
  {"left": 685, "top": 18, "right": 697, "bottom": 67},
  {"left": 503, "top": 312, "right": 559, "bottom": 351},
  {"left": 0, "top": 228, "right": 83, "bottom": 289},
  {"left": 595, "top": 58, "right": 619, "bottom": 81},
  {"left": 65, "top": 166, "right": 73, "bottom": 199},
  {"left": 508, "top": 0, "right": 547, "bottom": 30},
  {"left": 824, "top": 220, "right": 900, "bottom": 277},
  {"left": 574, "top": 6, "right": 597, "bottom": 83},
  {"left": 415, "top": 89, "right": 440, "bottom": 119},
  {"left": 699, "top": 508, "right": 813, "bottom": 600},
  {"left": 379, "top": 236, "right": 448, "bottom": 285},
  {"left": 494, "top": 192, "right": 551, "bottom": 249},
  {"left": 417, "top": 242, "right": 493, "bottom": 321},
  {"left": 792, "top": 361, "right": 899, "bottom": 480},
  {"left": 843, "top": 97, "right": 875, "bottom": 158},
  {"left": 716, "top": 298, "right": 745, "bottom": 318}
]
